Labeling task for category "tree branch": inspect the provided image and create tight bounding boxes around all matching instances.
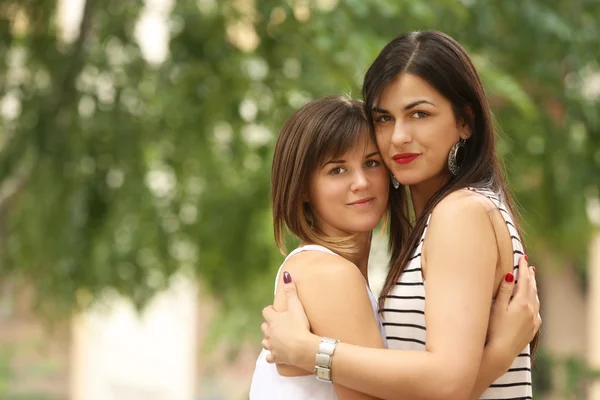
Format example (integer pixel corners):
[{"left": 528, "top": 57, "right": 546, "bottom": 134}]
[
  {"left": 0, "top": 0, "right": 97, "bottom": 213},
  {"left": 51, "top": 0, "right": 97, "bottom": 113}
]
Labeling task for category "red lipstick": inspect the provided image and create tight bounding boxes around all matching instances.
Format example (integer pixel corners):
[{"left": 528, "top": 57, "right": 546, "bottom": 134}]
[{"left": 392, "top": 153, "right": 420, "bottom": 165}]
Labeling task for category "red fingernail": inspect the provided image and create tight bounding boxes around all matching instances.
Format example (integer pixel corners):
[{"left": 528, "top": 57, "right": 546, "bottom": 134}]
[
  {"left": 531, "top": 266, "right": 536, "bottom": 273},
  {"left": 505, "top": 272, "right": 515, "bottom": 283},
  {"left": 283, "top": 271, "right": 292, "bottom": 284},
  {"left": 524, "top": 255, "right": 528, "bottom": 262}
]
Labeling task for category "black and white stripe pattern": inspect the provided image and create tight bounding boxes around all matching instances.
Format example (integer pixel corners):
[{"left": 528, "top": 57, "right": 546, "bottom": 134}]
[
  {"left": 382, "top": 214, "right": 430, "bottom": 351},
  {"left": 381, "top": 188, "right": 532, "bottom": 399}
]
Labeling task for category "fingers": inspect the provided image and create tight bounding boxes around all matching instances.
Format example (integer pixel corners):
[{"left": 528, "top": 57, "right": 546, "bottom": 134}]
[
  {"left": 282, "top": 272, "right": 306, "bottom": 315},
  {"left": 282, "top": 271, "right": 298, "bottom": 299},
  {"left": 518, "top": 255, "right": 531, "bottom": 285},
  {"left": 529, "top": 265, "right": 538, "bottom": 296},
  {"left": 261, "top": 323, "right": 276, "bottom": 362},
  {"left": 529, "top": 266, "right": 539, "bottom": 311},
  {"left": 534, "top": 309, "right": 542, "bottom": 332},
  {"left": 262, "top": 305, "right": 276, "bottom": 322},
  {"left": 513, "top": 256, "right": 531, "bottom": 298},
  {"left": 516, "top": 259, "right": 542, "bottom": 338},
  {"left": 494, "top": 271, "right": 516, "bottom": 310},
  {"left": 261, "top": 338, "right": 271, "bottom": 351},
  {"left": 510, "top": 257, "right": 536, "bottom": 322},
  {"left": 529, "top": 265, "right": 542, "bottom": 333}
]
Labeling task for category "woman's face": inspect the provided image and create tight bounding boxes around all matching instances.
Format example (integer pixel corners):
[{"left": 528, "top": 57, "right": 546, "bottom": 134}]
[
  {"left": 371, "top": 73, "right": 470, "bottom": 190},
  {"left": 307, "top": 134, "right": 389, "bottom": 238}
]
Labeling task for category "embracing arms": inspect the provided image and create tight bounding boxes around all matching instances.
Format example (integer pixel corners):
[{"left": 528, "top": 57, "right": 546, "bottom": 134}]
[
  {"left": 263, "top": 194, "right": 541, "bottom": 400},
  {"left": 276, "top": 251, "right": 385, "bottom": 400}
]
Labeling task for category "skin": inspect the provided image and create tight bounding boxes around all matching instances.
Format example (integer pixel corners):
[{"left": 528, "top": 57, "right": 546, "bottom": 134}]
[
  {"left": 273, "top": 136, "right": 388, "bottom": 399},
  {"left": 261, "top": 74, "right": 542, "bottom": 400},
  {"left": 373, "top": 73, "right": 517, "bottom": 307},
  {"left": 306, "top": 140, "right": 388, "bottom": 274},
  {"left": 264, "top": 257, "right": 538, "bottom": 400},
  {"left": 372, "top": 73, "right": 469, "bottom": 217}
]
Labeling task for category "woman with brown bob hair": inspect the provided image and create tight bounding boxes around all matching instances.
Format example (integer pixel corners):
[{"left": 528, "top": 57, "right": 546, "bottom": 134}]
[
  {"left": 252, "top": 91, "right": 539, "bottom": 397},
  {"left": 260, "top": 31, "right": 540, "bottom": 400}
]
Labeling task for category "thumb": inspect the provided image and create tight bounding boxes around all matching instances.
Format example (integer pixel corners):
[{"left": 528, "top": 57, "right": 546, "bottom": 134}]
[
  {"left": 282, "top": 271, "right": 303, "bottom": 312},
  {"left": 495, "top": 271, "right": 515, "bottom": 309}
]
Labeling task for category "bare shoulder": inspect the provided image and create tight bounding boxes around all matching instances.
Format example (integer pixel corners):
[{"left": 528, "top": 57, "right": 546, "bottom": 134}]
[
  {"left": 428, "top": 189, "right": 496, "bottom": 236},
  {"left": 434, "top": 188, "right": 496, "bottom": 216},
  {"left": 281, "top": 250, "right": 366, "bottom": 289},
  {"left": 423, "top": 188, "right": 499, "bottom": 280}
]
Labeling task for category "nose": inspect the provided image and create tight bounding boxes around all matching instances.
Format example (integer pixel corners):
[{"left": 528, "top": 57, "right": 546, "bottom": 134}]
[
  {"left": 350, "top": 170, "right": 370, "bottom": 192},
  {"left": 391, "top": 121, "right": 412, "bottom": 147}
]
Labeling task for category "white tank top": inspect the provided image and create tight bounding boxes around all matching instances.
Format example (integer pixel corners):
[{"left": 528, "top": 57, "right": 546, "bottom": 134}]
[{"left": 249, "top": 245, "right": 386, "bottom": 400}]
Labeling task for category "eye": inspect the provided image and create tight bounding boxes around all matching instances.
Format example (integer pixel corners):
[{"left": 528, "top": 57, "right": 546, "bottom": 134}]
[
  {"left": 365, "top": 159, "right": 380, "bottom": 168},
  {"left": 411, "top": 111, "right": 429, "bottom": 119},
  {"left": 374, "top": 115, "right": 392, "bottom": 124},
  {"left": 329, "top": 166, "right": 346, "bottom": 175}
]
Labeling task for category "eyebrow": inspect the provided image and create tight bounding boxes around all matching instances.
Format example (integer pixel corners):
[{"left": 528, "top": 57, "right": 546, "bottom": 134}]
[
  {"left": 323, "top": 151, "right": 380, "bottom": 166},
  {"left": 324, "top": 159, "right": 344, "bottom": 166},
  {"left": 372, "top": 100, "right": 435, "bottom": 114}
]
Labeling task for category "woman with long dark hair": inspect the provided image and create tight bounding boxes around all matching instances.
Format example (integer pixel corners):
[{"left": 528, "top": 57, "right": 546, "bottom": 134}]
[{"left": 261, "top": 30, "right": 540, "bottom": 400}]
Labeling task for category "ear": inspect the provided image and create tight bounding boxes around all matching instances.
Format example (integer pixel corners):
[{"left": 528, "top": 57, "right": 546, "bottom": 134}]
[
  {"left": 459, "top": 124, "right": 472, "bottom": 140},
  {"left": 459, "top": 107, "right": 474, "bottom": 140},
  {"left": 302, "top": 192, "right": 310, "bottom": 203}
]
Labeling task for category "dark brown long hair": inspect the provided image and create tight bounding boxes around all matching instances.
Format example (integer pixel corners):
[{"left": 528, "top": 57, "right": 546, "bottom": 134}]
[
  {"left": 364, "top": 31, "right": 539, "bottom": 355},
  {"left": 271, "top": 95, "right": 378, "bottom": 257}
]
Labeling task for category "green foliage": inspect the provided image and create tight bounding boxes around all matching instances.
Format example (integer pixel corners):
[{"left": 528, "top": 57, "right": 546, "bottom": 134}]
[
  {"left": 0, "top": 348, "right": 10, "bottom": 396},
  {"left": 0, "top": 0, "right": 599, "bottom": 379},
  {"left": 0, "top": 346, "right": 60, "bottom": 400},
  {"left": 531, "top": 348, "right": 600, "bottom": 398}
]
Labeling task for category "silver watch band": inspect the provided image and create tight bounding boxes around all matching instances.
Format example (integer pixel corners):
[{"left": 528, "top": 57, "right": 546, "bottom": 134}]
[{"left": 314, "top": 337, "right": 340, "bottom": 382}]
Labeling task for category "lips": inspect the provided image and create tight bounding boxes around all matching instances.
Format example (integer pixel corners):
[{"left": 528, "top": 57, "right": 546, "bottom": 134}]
[
  {"left": 392, "top": 153, "right": 420, "bottom": 165},
  {"left": 347, "top": 197, "right": 374, "bottom": 206}
]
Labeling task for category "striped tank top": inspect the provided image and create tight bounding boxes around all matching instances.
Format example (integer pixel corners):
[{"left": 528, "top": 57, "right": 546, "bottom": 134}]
[{"left": 381, "top": 187, "right": 532, "bottom": 400}]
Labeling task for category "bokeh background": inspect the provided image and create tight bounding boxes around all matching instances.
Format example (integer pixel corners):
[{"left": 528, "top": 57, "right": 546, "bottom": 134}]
[{"left": 0, "top": 0, "right": 599, "bottom": 399}]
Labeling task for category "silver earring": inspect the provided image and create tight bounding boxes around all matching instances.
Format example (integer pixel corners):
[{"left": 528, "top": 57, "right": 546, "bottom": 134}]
[
  {"left": 448, "top": 139, "right": 467, "bottom": 176},
  {"left": 391, "top": 175, "right": 400, "bottom": 189}
]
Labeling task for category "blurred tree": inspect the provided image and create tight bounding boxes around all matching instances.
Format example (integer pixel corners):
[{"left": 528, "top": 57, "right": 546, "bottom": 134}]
[{"left": 0, "top": 2, "right": 599, "bottom": 388}]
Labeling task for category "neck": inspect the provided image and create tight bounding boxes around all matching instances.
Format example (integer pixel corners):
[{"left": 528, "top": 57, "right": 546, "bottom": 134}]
[
  {"left": 409, "top": 174, "right": 451, "bottom": 218},
  {"left": 347, "top": 232, "right": 372, "bottom": 283}
]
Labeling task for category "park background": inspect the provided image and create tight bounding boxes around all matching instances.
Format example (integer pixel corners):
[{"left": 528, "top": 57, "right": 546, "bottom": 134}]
[{"left": 0, "top": 0, "right": 599, "bottom": 399}]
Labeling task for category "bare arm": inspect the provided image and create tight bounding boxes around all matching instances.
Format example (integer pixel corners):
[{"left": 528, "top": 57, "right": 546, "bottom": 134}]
[
  {"left": 266, "top": 194, "right": 499, "bottom": 400},
  {"left": 470, "top": 344, "right": 510, "bottom": 399},
  {"left": 468, "top": 260, "right": 540, "bottom": 399},
  {"left": 264, "top": 257, "right": 540, "bottom": 400},
  {"left": 283, "top": 252, "right": 385, "bottom": 400},
  {"left": 327, "top": 195, "right": 496, "bottom": 399}
]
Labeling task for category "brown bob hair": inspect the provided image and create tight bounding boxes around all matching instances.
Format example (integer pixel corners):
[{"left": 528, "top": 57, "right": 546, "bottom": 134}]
[{"left": 271, "top": 95, "right": 384, "bottom": 256}]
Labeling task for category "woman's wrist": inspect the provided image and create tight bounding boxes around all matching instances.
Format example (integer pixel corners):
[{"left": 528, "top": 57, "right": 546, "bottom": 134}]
[
  {"left": 296, "top": 333, "right": 322, "bottom": 372},
  {"left": 485, "top": 338, "right": 513, "bottom": 373}
]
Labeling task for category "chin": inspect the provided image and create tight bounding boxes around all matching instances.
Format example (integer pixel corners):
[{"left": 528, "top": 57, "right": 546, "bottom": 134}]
[
  {"left": 345, "top": 219, "right": 381, "bottom": 233},
  {"left": 393, "top": 172, "right": 427, "bottom": 186}
]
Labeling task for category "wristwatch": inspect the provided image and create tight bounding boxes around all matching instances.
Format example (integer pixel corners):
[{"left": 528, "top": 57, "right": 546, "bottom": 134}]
[{"left": 314, "top": 337, "right": 340, "bottom": 382}]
